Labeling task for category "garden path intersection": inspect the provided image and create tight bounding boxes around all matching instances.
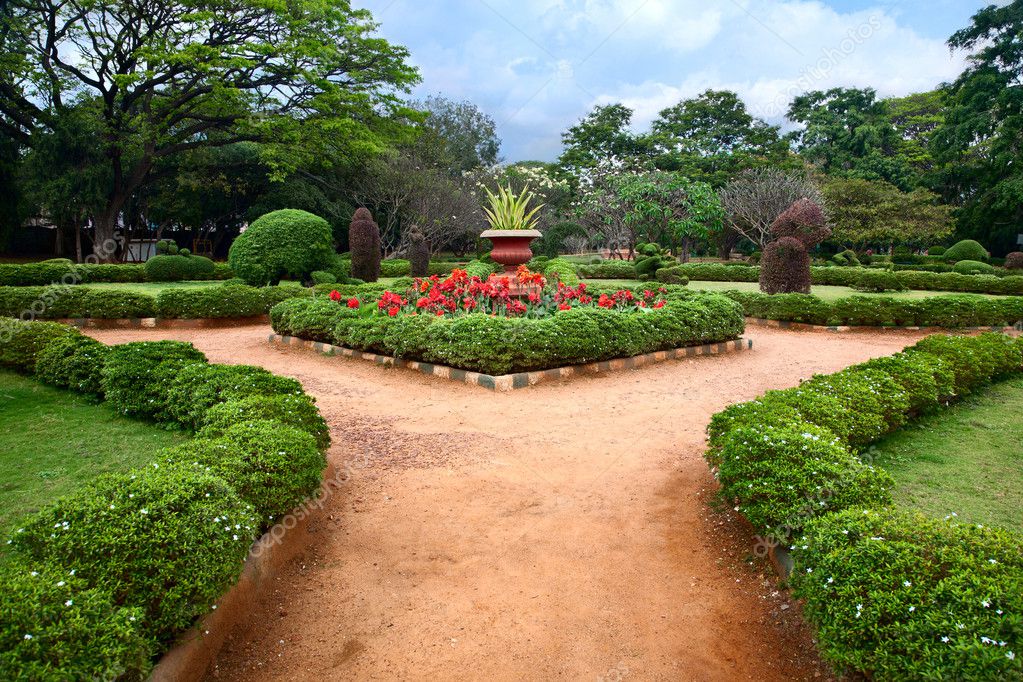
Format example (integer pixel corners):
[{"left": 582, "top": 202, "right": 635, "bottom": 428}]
[{"left": 87, "top": 323, "right": 933, "bottom": 681}]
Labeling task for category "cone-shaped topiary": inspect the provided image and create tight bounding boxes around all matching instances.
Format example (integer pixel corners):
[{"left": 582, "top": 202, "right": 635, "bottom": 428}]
[
  {"left": 760, "top": 237, "right": 812, "bottom": 294},
  {"left": 408, "top": 227, "right": 430, "bottom": 277},
  {"left": 228, "top": 209, "right": 334, "bottom": 286},
  {"left": 760, "top": 198, "right": 828, "bottom": 294},
  {"left": 349, "top": 207, "right": 381, "bottom": 282}
]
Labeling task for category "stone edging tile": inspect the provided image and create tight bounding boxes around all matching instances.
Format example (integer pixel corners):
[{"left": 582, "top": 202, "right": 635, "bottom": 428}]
[{"left": 268, "top": 335, "right": 754, "bottom": 391}]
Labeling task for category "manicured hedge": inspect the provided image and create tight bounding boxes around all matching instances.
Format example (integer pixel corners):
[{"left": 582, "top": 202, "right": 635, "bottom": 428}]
[
  {"left": 665, "top": 263, "right": 1023, "bottom": 295},
  {"left": 272, "top": 291, "right": 745, "bottom": 375},
  {"left": 577, "top": 260, "right": 637, "bottom": 279},
  {"left": 706, "top": 333, "right": 1023, "bottom": 680},
  {"left": 721, "top": 290, "right": 1023, "bottom": 328},
  {"left": 0, "top": 283, "right": 309, "bottom": 320},
  {"left": 0, "top": 319, "right": 333, "bottom": 677},
  {"left": 0, "top": 261, "right": 233, "bottom": 286}
]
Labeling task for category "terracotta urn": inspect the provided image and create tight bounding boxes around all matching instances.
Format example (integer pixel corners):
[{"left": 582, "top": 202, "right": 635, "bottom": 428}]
[{"left": 481, "top": 229, "right": 543, "bottom": 273}]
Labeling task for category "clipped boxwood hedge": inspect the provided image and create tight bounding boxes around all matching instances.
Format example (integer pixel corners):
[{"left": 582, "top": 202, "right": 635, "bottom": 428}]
[
  {"left": 0, "top": 319, "right": 332, "bottom": 677},
  {"left": 272, "top": 291, "right": 746, "bottom": 375},
  {"left": 0, "top": 261, "right": 233, "bottom": 287},
  {"left": 706, "top": 333, "right": 1023, "bottom": 680}
]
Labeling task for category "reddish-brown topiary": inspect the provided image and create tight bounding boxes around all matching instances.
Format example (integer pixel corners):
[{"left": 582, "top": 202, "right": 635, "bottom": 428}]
[
  {"left": 759, "top": 237, "right": 812, "bottom": 294},
  {"left": 349, "top": 207, "right": 381, "bottom": 282},
  {"left": 770, "top": 198, "right": 830, "bottom": 248},
  {"left": 759, "top": 198, "right": 828, "bottom": 294},
  {"left": 409, "top": 227, "right": 430, "bottom": 277},
  {"left": 1006, "top": 252, "right": 1023, "bottom": 270}
]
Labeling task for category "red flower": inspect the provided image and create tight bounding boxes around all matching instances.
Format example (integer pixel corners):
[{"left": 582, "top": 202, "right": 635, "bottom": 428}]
[
  {"left": 558, "top": 303, "right": 572, "bottom": 311},
  {"left": 388, "top": 306, "right": 399, "bottom": 317},
  {"left": 329, "top": 290, "right": 342, "bottom": 302},
  {"left": 347, "top": 298, "right": 360, "bottom": 308},
  {"left": 653, "top": 300, "right": 666, "bottom": 309},
  {"left": 528, "top": 292, "right": 540, "bottom": 304}
]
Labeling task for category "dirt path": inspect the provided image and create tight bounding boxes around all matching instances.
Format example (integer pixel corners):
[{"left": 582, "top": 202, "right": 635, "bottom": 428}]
[{"left": 88, "top": 324, "right": 932, "bottom": 681}]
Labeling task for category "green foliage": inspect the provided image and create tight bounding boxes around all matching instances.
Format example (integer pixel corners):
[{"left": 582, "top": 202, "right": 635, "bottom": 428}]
[
  {"left": 228, "top": 210, "right": 335, "bottom": 286},
  {"left": 34, "top": 334, "right": 109, "bottom": 398},
  {"left": 0, "top": 263, "right": 150, "bottom": 286},
  {"left": 577, "top": 260, "right": 636, "bottom": 279},
  {"left": 822, "top": 177, "right": 953, "bottom": 247},
  {"left": 792, "top": 508, "right": 1023, "bottom": 681},
  {"left": 278, "top": 293, "right": 745, "bottom": 375},
  {"left": 482, "top": 184, "right": 544, "bottom": 231},
  {"left": 541, "top": 257, "right": 580, "bottom": 285},
  {"left": 928, "top": 246, "right": 947, "bottom": 256},
  {"left": 143, "top": 254, "right": 215, "bottom": 282},
  {"left": 164, "top": 421, "right": 324, "bottom": 526},
  {"left": 0, "top": 562, "right": 149, "bottom": 681},
  {"left": 0, "top": 319, "right": 80, "bottom": 374},
  {"left": 851, "top": 269, "right": 906, "bottom": 293},
  {"left": 558, "top": 104, "right": 645, "bottom": 174},
  {"left": 100, "top": 341, "right": 208, "bottom": 420},
  {"left": 465, "top": 260, "right": 499, "bottom": 280},
  {"left": 655, "top": 266, "right": 690, "bottom": 285},
  {"left": 10, "top": 465, "right": 256, "bottom": 645},
  {"left": 944, "top": 239, "right": 990, "bottom": 263},
  {"left": 953, "top": 259, "right": 994, "bottom": 275},
  {"left": 310, "top": 270, "right": 337, "bottom": 285},
  {"left": 154, "top": 284, "right": 306, "bottom": 319},
  {"left": 535, "top": 221, "right": 587, "bottom": 258},
  {"left": 165, "top": 363, "right": 304, "bottom": 430},
  {"left": 909, "top": 333, "right": 1023, "bottom": 396},
  {"left": 198, "top": 394, "right": 330, "bottom": 451},
  {"left": 380, "top": 259, "right": 412, "bottom": 277},
  {"left": 716, "top": 421, "right": 893, "bottom": 535}
]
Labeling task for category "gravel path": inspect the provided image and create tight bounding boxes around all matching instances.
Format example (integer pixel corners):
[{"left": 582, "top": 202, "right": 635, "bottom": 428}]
[{"left": 87, "top": 323, "right": 933, "bottom": 681}]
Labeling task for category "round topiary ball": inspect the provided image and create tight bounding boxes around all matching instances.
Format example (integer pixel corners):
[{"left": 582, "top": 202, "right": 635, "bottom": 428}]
[
  {"left": 952, "top": 259, "right": 995, "bottom": 275},
  {"left": 229, "top": 209, "right": 335, "bottom": 286},
  {"left": 943, "top": 239, "right": 989, "bottom": 263}
]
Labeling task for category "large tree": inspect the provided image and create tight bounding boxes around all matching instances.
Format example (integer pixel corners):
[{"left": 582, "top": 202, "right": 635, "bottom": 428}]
[
  {"left": 0, "top": 0, "right": 419, "bottom": 260},
  {"left": 787, "top": 87, "right": 913, "bottom": 190},
  {"left": 885, "top": 90, "right": 945, "bottom": 183},
  {"left": 413, "top": 95, "right": 501, "bottom": 175},
  {"left": 932, "top": 0, "right": 1023, "bottom": 256},
  {"left": 822, "top": 177, "right": 953, "bottom": 249},
  {"left": 718, "top": 168, "right": 824, "bottom": 250},
  {"left": 558, "top": 104, "right": 646, "bottom": 176},
  {"left": 649, "top": 89, "right": 792, "bottom": 187}
]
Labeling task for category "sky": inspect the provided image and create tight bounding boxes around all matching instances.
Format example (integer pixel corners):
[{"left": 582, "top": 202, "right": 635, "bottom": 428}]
[{"left": 356, "top": 0, "right": 989, "bottom": 163}]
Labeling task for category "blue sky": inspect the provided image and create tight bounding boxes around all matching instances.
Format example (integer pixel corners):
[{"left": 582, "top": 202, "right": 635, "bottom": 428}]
[{"left": 357, "top": 0, "right": 988, "bottom": 162}]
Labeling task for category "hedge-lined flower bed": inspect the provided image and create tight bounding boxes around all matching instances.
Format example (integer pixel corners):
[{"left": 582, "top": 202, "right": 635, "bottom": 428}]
[
  {"left": 0, "top": 319, "right": 330, "bottom": 679},
  {"left": 722, "top": 290, "right": 1023, "bottom": 329},
  {"left": 0, "top": 283, "right": 310, "bottom": 320},
  {"left": 706, "top": 333, "right": 1023, "bottom": 680},
  {"left": 0, "top": 261, "right": 233, "bottom": 286},
  {"left": 272, "top": 272, "right": 744, "bottom": 375},
  {"left": 666, "top": 263, "right": 1023, "bottom": 295}
]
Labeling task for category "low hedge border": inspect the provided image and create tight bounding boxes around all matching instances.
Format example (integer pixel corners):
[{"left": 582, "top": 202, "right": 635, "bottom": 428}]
[
  {"left": 0, "top": 261, "right": 234, "bottom": 286},
  {"left": 0, "top": 320, "right": 332, "bottom": 680},
  {"left": 747, "top": 317, "right": 1023, "bottom": 334},
  {"left": 269, "top": 333, "right": 753, "bottom": 391},
  {"left": 59, "top": 315, "right": 270, "bottom": 330},
  {"left": 705, "top": 333, "right": 1023, "bottom": 680}
]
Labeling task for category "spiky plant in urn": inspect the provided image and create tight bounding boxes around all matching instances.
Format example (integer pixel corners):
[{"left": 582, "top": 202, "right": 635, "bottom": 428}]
[{"left": 480, "top": 184, "right": 545, "bottom": 296}]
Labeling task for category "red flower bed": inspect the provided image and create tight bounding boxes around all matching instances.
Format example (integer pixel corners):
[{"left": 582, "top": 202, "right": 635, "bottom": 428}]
[{"left": 330, "top": 266, "right": 667, "bottom": 319}]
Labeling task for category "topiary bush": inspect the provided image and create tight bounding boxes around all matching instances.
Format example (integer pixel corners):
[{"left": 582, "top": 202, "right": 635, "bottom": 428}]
[
  {"left": 310, "top": 270, "right": 336, "bottom": 285},
  {"left": 542, "top": 257, "right": 580, "bottom": 285},
  {"left": 165, "top": 363, "right": 304, "bottom": 430},
  {"left": 944, "top": 239, "right": 989, "bottom": 263},
  {"left": 953, "top": 259, "right": 995, "bottom": 275},
  {"left": 0, "top": 320, "right": 80, "bottom": 374},
  {"left": 143, "top": 254, "right": 215, "bottom": 282},
  {"left": 164, "top": 420, "right": 325, "bottom": 526},
  {"left": 228, "top": 209, "right": 335, "bottom": 286},
  {"left": 34, "top": 334, "right": 110, "bottom": 398},
  {"left": 348, "top": 207, "right": 382, "bottom": 283},
  {"left": 1006, "top": 252, "right": 1023, "bottom": 270},
  {"left": 852, "top": 269, "right": 907, "bottom": 293},
  {"left": 655, "top": 266, "right": 690, "bottom": 285},
  {"left": 0, "top": 562, "right": 149, "bottom": 681},
  {"left": 928, "top": 245, "right": 947, "bottom": 256},
  {"left": 577, "top": 260, "right": 636, "bottom": 279},
  {"left": 409, "top": 229, "right": 430, "bottom": 277},
  {"left": 760, "top": 236, "right": 812, "bottom": 294},
  {"left": 100, "top": 341, "right": 207, "bottom": 420},
  {"left": 792, "top": 508, "right": 1023, "bottom": 681},
  {"left": 10, "top": 465, "right": 257, "bottom": 645},
  {"left": 198, "top": 394, "right": 330, "bottom": 451}
]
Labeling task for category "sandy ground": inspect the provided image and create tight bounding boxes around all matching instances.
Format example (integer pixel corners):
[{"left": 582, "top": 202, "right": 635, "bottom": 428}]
[{"left": 87, "top": 323, "right": 933, "bottom": 682}]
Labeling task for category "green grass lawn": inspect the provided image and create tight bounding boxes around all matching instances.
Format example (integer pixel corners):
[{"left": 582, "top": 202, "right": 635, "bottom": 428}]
[
  {"left": 870, "top": 376, "right": 1023, "bottom": 532},
  {"left": 81, "top": 280, "right": 220, "bottom": 294},
  {"left": 585, "top": 278, "right": 1002, "bottom": 302},
  {"left": 0, "top": 372, "right": 188, "bottom": 544}
]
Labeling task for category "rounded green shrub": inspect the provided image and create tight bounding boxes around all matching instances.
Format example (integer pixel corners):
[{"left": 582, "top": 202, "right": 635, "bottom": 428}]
[
  {"left": 944, "top": 239, "right": 989, "bottom": 263},
  {"left": 165, "top": 363, "right": 304, "bottom": 430},
  {"left": 310, "top": 270, "right": 337, "bottom": 285},
  {"left": 228, "top": 209, "right": 335, "bottom": 286},
  {"left": 100, "top": 341, "right": 207, "bottom": 420},
  {"left": 0, "top": 562, "right": 149, "bottom": 681},
  {"left": 198, "top": 394, "right": 330, "bottom": 451},
  {"left": 909, "top": 334, "right": 1018, "bottom": 395},
  {"left": 952, "top": 259, "right": 995, "bottom": 275},
  {"left": 716, "top": 421, "right": 893, "bottom": 536},
  {"left": 144, "top": 254, "right": 214, "bottom": 282},
  {"left": 655, "top": 266, "right": 690, "bottom": 285},
  {"left": 542, "top": 257, "right": 580, "bottom": 285},
  {"left": 0, "top": 320, "right": 80, "bottom": 374},
  {"left": 852, "top": 269, "right": 907, "bottom": 293},
  {"left": 165, "top": 420, "right": 325, "bottom": 525},
  {"left": 792, "top": 508, "right": 1023, "bottom": 681},
  {"left": 858, "top": 351, "right": 955, "bottom": 412},
  {"left": 10, "top": 465, "right": 256, "bottom": 645},
  {"left": 928, "top": 245, "right": 947, "bottom": 256},
  {"left": 34, "top": 334, "right": 109, "bottom": 398}
]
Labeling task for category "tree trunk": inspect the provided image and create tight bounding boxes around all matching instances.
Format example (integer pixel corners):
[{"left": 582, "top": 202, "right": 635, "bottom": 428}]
[{"left": 75, "top": 221, "right": 83, "bottom": 263}]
